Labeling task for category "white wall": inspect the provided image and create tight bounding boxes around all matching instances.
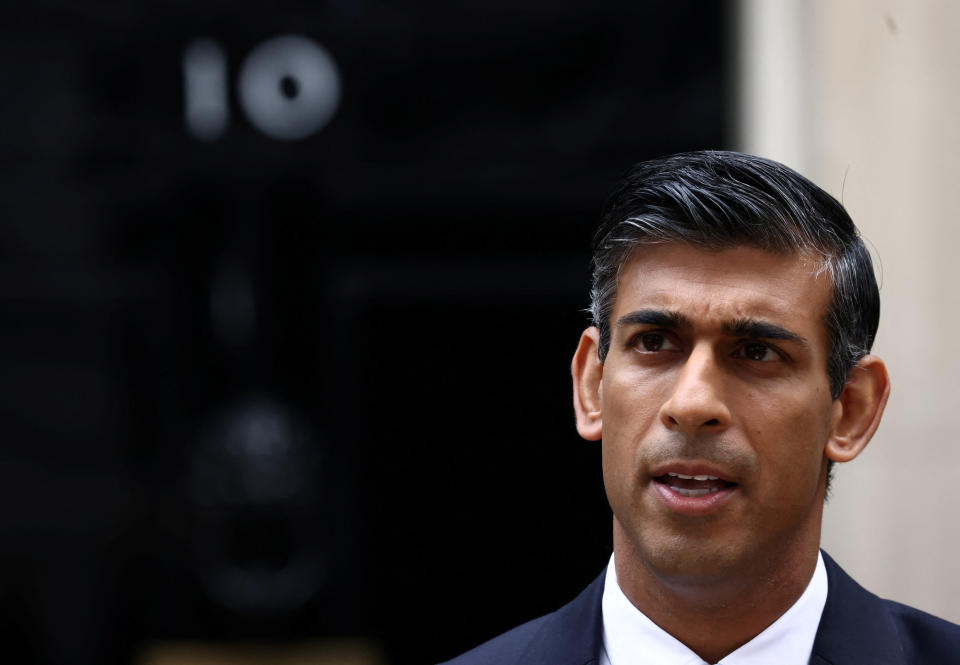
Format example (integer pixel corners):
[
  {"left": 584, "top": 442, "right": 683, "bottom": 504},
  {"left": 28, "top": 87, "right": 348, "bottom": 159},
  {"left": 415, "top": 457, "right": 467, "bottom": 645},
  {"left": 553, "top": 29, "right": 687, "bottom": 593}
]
[{"left": 739, "top": 0, "right": 960, "bottom": 622}]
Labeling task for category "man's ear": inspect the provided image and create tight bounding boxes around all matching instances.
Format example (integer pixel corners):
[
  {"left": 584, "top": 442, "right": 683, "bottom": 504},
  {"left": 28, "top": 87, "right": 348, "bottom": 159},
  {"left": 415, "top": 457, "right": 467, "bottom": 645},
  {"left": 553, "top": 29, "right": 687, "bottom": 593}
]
[
  {"left": 825, "top": 354, "right": 891, "bottom": 463},
  {"left": 572, "top": 326, "right": 604, "bottom": 441}
]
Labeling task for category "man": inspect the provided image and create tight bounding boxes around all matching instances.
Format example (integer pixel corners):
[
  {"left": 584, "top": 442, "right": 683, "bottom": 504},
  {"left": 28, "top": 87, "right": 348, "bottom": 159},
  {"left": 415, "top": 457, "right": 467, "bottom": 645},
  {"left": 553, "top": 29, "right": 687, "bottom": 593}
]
[{"left": 440, "top": 151, "right": 960, "bottom": 664}]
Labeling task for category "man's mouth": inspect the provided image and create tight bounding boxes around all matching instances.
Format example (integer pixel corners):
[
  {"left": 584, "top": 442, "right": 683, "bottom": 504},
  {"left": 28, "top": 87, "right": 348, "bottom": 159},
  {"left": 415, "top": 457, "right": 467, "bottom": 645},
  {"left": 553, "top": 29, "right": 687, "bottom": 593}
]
[{"left": 653, "top": 471, "right": 738, "bottom": 498}]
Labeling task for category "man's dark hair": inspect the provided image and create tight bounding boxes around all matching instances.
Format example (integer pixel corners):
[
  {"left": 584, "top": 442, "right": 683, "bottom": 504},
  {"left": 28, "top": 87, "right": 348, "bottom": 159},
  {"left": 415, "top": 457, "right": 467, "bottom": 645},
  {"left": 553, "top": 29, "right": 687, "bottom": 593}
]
[{"left": 590, "top": 151, "right": 880, "bottom": 490}]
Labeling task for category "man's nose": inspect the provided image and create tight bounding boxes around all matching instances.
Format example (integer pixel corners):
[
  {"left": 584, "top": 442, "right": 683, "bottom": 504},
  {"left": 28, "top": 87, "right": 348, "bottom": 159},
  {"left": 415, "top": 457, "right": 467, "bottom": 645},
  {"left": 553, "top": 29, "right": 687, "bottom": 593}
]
[{"left": 659, "top": 344, "right": 731, "bottom": 437}]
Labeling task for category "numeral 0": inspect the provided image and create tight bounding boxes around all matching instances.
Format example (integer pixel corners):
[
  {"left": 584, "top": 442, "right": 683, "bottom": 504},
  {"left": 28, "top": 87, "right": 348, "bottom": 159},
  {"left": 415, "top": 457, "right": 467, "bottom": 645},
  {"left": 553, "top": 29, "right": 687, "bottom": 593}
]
[{"left": 183, "top": 35, "right": 342, "bottom": 142}]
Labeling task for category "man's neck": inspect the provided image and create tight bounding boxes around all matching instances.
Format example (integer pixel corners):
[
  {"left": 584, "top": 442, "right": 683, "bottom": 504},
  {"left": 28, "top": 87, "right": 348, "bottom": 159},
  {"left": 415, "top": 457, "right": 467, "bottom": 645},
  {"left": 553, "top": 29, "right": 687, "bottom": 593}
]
[{"left": 612, "top": 527, "right": 820, "bottom": 664}]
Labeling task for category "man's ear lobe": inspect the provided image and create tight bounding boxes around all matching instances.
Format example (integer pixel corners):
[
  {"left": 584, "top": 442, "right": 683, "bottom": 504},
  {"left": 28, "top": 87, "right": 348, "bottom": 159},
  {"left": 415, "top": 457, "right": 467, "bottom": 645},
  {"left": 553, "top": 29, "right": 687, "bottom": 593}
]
[
  {"left": 572, "top": 327, "right": 604, "bottom": 441},
  {"left": 825, "top": 354, "right": 891, "bottom": 463}
]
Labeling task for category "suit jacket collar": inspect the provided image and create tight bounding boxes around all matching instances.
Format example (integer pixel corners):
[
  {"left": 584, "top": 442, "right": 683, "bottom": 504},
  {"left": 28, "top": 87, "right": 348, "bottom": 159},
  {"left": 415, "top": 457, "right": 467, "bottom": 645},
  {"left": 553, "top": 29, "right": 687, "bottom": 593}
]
[
  {"left": 517, "top": 570, "right": 605, "bottom": 665},
  {"left": 532, "top": 551, "right": 904, "bottom": 665},
  {"left": 810, "top": 550, "right": 904, "bottom": 664}
]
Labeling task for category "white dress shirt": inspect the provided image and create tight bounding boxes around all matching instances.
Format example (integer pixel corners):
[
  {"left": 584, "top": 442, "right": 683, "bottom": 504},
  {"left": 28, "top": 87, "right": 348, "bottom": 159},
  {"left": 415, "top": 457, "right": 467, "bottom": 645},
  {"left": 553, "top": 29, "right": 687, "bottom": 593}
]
[{"left": 599, "top": 551, "right": 828, "bottom": 665}]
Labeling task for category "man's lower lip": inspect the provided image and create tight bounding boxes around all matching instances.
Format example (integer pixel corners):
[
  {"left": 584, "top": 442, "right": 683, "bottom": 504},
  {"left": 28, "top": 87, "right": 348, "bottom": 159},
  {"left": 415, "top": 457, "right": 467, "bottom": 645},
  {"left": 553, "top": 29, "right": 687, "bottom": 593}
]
[{"left": 652, "top": 482, "right": 737, "bottom": 515}]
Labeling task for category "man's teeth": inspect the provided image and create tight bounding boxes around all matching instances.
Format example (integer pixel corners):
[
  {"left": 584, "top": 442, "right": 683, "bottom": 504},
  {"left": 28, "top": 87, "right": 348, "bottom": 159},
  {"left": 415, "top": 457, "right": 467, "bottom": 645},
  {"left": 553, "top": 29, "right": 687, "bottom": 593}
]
[
  {"left": 669, "top": 487, "right": 716, "bottom": 498},
  {"left": 666, "top": 471, "right": 719, "bottom": 481},
  {"left": 662, "top": 471, "right": 726, "bottom": 497}
]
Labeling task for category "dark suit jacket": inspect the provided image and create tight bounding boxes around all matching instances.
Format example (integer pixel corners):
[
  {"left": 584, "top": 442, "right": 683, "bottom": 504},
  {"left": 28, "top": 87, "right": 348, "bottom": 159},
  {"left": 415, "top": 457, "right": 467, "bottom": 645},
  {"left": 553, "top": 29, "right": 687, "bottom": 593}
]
[{"left": 440, "top": 552, "right": 960, "bottom": 664}]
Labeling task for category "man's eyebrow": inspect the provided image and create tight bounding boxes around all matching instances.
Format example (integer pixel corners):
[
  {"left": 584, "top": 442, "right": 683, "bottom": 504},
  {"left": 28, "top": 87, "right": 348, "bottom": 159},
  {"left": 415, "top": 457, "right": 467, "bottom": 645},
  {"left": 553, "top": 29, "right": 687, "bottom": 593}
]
[
  {"left": 615, "top": 311, "right": 809, "bottom": 347},
  {"left": 723, "top": 318, "right": 809, "bottom": 346},
  {"left": 615, "top": 309, "right": 690, "bottom": 330}
]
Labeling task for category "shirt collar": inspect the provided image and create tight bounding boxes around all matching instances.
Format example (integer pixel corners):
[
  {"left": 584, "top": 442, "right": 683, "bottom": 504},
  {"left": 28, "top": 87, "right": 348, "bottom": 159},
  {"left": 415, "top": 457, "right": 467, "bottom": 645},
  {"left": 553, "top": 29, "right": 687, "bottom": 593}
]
[{"left": 601, "top": 551, "right": 828, "bottom": 665}]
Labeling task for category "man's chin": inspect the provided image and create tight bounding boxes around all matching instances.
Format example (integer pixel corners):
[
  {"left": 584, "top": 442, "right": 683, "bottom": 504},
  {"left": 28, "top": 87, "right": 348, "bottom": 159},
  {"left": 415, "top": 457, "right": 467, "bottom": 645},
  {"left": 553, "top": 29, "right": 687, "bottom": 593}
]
[
  {"left": 615, "top": 520, "right": 756, "bottom": 590},
  {"left": 643, "top": 545, "right": 750, "bottom": 590}
]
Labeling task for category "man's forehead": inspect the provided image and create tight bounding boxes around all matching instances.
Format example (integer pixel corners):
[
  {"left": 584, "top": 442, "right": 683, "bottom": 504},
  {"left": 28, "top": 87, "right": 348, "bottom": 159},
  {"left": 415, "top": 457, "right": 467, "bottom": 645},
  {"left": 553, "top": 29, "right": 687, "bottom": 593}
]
[{"left": 613, "top": 243, "right": 833, "bottom": 323}]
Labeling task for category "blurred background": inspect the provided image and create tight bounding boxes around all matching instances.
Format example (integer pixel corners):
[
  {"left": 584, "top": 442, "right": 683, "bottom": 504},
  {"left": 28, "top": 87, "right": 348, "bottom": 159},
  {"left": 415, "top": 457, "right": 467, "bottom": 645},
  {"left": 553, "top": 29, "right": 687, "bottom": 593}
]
[{"left": 0, "top": 1, "right": 956, "bottom": 663}]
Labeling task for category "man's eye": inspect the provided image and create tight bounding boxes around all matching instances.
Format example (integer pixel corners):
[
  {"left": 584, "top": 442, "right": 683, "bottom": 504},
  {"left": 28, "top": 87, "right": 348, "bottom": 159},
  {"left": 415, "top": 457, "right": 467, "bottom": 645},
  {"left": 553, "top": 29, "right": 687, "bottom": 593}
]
[
  {"left": 737, "top": 342, "right": 778, "bottom": 362},
  {"left": 641, "top": 333, "right": 664, "bottom": 351},
  {"left": 636, "top": 332, "right": 677, "bottom": 352}
]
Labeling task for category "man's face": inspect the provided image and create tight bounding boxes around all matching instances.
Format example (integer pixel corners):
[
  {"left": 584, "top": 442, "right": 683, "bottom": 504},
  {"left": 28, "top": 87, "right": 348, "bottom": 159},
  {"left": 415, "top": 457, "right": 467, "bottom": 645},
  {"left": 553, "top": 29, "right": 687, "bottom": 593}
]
[{"left": 589, "top": 243, "right": 840, "bottom": 586}]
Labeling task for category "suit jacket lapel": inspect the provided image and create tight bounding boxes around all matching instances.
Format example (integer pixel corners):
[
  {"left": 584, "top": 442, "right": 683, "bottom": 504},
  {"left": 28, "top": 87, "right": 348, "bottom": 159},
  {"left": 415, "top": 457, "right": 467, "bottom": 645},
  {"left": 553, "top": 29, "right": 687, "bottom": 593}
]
[{"left": 809, "top": 551, "right": 904, "bottom": 665}]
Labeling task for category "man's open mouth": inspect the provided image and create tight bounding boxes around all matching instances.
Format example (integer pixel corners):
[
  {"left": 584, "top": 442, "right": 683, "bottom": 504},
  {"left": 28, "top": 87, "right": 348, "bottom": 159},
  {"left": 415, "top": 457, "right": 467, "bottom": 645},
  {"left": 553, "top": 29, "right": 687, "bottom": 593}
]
[{"left": 653, "top": 471, "right": 738, "bottom": 498}]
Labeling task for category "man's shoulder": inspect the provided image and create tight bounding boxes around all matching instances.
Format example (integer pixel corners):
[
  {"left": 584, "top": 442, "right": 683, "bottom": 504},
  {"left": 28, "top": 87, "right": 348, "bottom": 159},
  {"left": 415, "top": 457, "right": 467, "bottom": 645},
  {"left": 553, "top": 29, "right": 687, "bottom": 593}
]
[
  {"left": 437, "top": 612, "right": 556, "bottom": 665},
  {"left": 437, "top": 571, "right": 606, "bottom": 665},
  {"left": 816, "top": 551, "right": 960, "bottom": 663},
  {"left": 882, "top": 597, "right": 960, "bottom": 661}
]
